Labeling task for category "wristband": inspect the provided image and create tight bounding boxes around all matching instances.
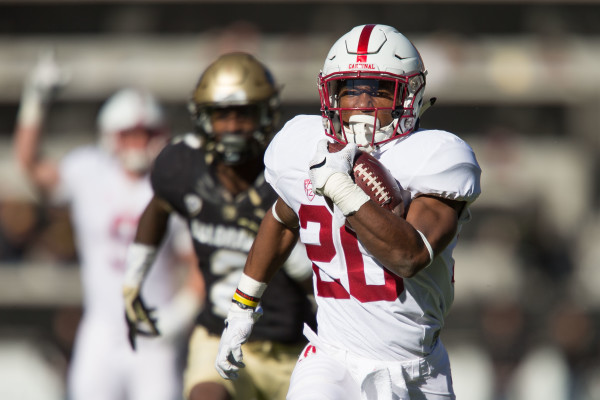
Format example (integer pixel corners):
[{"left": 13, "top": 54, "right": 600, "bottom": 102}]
[
  {"left": 17, "top": 88, "right": 45, "bottom": 127},
  {"left": 232, "top": 273, "right": 267, "bottom": 310},
  {"left": 416, "top": 230, "right": 434, "bottom": 267},
  {"left": 123, "top": 243, "right": 158, "bottom": 287}
]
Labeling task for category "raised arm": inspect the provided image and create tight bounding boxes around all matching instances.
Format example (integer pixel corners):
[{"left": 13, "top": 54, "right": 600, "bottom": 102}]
[{"left": 14, "top": 52, "right": 68, "bottom": 195}]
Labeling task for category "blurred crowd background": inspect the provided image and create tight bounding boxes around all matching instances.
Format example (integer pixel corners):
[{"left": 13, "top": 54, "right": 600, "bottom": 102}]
[{"left": 1, "top": 1, "right": 600, "bottom": 399}]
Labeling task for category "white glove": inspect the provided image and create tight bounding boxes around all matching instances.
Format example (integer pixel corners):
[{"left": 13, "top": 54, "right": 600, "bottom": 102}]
[
  {"left": 25, "top": 50, "right": 70, "bottom": 102},
  {"left": 17, "top": 50, "right": 70, "bottom": 127},
  {"left": 309, "top": 139, "right": 370, "bottom": 216},
  {"left": 215, "top": 302, "right": 263, "bottom": 380},
  {"left": 309, "top": 139, "right": 357, "bottom": 195}
]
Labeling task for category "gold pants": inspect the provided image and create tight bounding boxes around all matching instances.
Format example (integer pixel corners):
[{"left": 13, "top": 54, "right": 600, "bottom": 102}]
[{"left": 183, "top": 325, "right": 305, "bottom": 400}]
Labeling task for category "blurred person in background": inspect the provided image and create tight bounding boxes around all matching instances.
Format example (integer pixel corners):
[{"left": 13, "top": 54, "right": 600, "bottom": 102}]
[
  {"left": 505, "top": 302, "right": 600, "bottom": 400},
  {"left": 215, "top": 24, "right": 481, "bottom": 399},
  {"left": 13, "top": 53, "right": 203, "bottom": 400},
  {"left": 479, "top": 300, "right": 529, "bottom": 400},
  {"left": 122, "top": 52, "right": 315, "bottom": 400}
]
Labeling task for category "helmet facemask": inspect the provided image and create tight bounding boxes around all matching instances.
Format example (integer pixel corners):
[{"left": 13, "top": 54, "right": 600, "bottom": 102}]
[
  {"left": 319, "top": 72, "right": 425, "bottom": 153},
  {"left": 318, "top": 24, "right": 428, "bottom": 152},
  {"left": 195, "top": 104, "right": 268, "bottom": 165},
  {"left": 189, "top": 52, "right": 280, "bottom": 166}
]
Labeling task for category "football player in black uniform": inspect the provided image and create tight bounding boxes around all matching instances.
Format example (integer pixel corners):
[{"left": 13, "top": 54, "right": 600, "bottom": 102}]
[{"left": 122, "top": 52, "right": 316, "bottom": 400}]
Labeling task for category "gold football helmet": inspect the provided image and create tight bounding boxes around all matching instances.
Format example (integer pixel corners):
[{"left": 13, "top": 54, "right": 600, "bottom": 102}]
[{"left": 189, "top": 52, "right": 280, "bottom": 164}]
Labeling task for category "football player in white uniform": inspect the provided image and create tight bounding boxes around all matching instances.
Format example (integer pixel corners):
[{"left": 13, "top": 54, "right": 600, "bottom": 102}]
[
  {"left": 14, "top": 54, "right": 201, "bottom": 400},
  {"left": 215, "top": 24, "right": 481, "bottom": 399}
]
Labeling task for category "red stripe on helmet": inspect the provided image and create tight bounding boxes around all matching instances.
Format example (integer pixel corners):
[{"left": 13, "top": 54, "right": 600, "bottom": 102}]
[{"left": 356, "top": 24, "right": 376, "bottom": 62}]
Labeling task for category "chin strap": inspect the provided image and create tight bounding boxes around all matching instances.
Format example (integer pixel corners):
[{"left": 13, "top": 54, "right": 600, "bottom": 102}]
[{"left": 346, "top": 114, "right": 395, "bottom": 153}]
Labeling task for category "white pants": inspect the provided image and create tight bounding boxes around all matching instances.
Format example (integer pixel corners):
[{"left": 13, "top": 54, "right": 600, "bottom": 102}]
[
  {"left": 68, "top": 317, "right": 182, "bottom": 400},
  {"left": 287, "top": 325, "right": 455, "bottom": 400}
]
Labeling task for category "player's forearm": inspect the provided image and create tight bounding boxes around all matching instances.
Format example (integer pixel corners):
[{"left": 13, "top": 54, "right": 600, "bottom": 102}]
[
  {"left": 14, "top": 88, "right": 49, "bottom": 181},
  {"left": 15, "top": 51, "right": 67, "bottom": 190},
  {"left": 134, "top": 196, "right": 172, "bottom": 246},
  {"left": 14, "top": 124, "right": 42, "bottom": 172},
  {"left": 350, "top": 195, "right": 462, "bottom": 278},
  {"left": 14, "top": 67, "right": 50, "bottom": 168},
  {"left": 14, "top": 122, "right": 61, "bottom": 196},
  {"left": 347, "top": 201, "right": 431, "bottom": 278},
  {"left": 243, "top": 209, "right": 299, "bottom": 283},
  {"left": 13, "top": 86, "right": 64, "bottom": 196}
]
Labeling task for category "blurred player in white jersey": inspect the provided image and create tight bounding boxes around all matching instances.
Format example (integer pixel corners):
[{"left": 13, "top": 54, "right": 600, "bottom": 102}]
[
  {"left": 13, "top": 53, "right": 202, "bottom": 400},
  {"left": 215, "top": 24, "right": 482, "bottom": 399}
]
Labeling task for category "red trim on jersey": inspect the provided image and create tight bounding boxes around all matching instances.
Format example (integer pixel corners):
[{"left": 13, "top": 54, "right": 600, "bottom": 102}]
[{"left": 356, "top": 24, "right": 376, "bottom": 62}]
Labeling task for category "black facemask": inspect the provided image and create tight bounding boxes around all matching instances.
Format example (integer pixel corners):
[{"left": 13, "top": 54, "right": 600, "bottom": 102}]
[{"left": 215, "top": 133, "right": 262, "bottom": 165}]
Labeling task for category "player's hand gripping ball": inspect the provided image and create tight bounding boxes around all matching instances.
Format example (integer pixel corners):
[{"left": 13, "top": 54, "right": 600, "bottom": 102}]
[{"left": 328, "top": 141, "right": 404, "bottom": 217}]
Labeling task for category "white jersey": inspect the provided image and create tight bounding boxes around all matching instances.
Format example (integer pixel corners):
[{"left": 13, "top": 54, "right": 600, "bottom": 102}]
[
  {"left": 56, "top": 145, "right": 185, "bottom": 334},
  {"left": 56, "top": 146, "right": 191, "bottom": 400},
  {"left": 265, "top": 115, "right": 481, "bottom": 361}
]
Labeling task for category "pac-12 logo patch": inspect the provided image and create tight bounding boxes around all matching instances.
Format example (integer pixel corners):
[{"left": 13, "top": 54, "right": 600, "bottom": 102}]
[
  {"left": 304, "top": 179, "right": 315, "bottom": 201},
  {"left": 184, "top": 194, "right": 203, "bottom": 216}
]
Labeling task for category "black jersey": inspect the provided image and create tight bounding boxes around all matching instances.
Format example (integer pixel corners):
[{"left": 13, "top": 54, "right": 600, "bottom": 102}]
[{"left": 151, "top": 134, "right": 315, "bottom": 343}]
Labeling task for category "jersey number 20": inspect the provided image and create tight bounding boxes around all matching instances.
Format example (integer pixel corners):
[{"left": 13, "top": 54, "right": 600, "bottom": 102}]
[{"left": 299, "top": 204, "right": 403, "bottom": 303}]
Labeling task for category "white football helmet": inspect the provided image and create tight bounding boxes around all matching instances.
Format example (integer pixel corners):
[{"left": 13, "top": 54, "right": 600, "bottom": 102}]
[
  {"left": 97, "top": 88, "right": 167, "bottom": 173},
  {"left": 319, "top": 24, "right": 427, "bottom": 152},
  {"left": 189, "top": 52, "right": 280, "bottom": 165}
]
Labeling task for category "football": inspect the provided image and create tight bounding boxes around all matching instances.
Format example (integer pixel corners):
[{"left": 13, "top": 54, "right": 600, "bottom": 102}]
[{"left": 328, "top": 141, "right": 404, "bottom": 215}]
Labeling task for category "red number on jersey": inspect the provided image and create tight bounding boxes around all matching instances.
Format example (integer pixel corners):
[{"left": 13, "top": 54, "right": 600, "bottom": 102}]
[{"left": 299, "top": 204, "right": 403, "bottom": 302}]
